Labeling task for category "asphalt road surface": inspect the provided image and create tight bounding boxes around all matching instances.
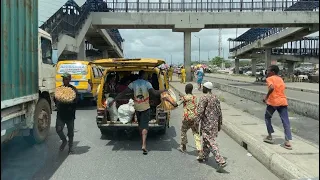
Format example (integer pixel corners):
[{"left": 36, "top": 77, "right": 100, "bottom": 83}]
[
  {"left": 2, "top": 105, "right": 279, "bottom": 180},
  {"left": 205, "top": 76, "right": 319, "bottom": 104}
]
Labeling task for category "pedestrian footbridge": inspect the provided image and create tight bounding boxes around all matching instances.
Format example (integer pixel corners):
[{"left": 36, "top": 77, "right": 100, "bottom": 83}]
[
  {"left": 228, "top": 0, "right": 319, "bottom": 58},
  {"left": 40, "top": 0, "right": 124, "bottom": 60}
]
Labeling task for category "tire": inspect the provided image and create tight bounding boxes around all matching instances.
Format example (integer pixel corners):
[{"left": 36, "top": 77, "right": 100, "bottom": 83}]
[
  {"left": 24, "top": 98, "right": 51, "bottom": 144},
  {"left": 92, "top": 99, "right": 97, "bottom": 106},
  {"left": 100, "top": 129, "right": 109, "bottom": 135}
]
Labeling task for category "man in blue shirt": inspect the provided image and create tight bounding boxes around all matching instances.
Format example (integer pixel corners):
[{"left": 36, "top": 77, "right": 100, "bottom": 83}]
[{"left": 111, "top": 70, "right": 166, "bottom": 155}]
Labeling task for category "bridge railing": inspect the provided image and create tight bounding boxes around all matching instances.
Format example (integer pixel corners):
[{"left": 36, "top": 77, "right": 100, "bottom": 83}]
[
  {"left": 228, "top": 28, "right": 287, "bottom": 52},
  {"left": 40, "top": 1, "right": 123, "bottom": 52},
  {"left": 272, "top": 36, "right": 319, "bottom": 57},
  {"left": 106, "top": 0, "right": 318, "bottom": 12}
]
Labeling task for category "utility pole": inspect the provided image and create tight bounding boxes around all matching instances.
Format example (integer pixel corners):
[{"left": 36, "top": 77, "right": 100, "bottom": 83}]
[
  {"left": 194, "top": 35, "right": 200, "bottom": 63},
  {"left": 170, "top": 54, "right": 172, "bottom": 65},
  {"left": 218, "top": 29, "right": 225, "bottom": 69}
]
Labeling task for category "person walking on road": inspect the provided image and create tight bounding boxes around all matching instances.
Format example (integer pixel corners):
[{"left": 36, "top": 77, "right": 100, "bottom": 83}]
[
  {"left": 110, "top": 70, "right": 166, "bottom": 155},
  {"left": 263, "top": 65, "right": 293, "bottom": 150},
  {"left": 196, "top": 67, "right": 204, "bottom": 90},
  {"left": 180, "top": 66, "right": 186, "bottom": 84},
  {"left": 168, "top": 66, "right": 174, "bottom": 82},
  {"left": 196, "top": 82, "right": 227, "bottom": 171},
  {"left": 55, "top": 73, "right": 78, "bottom": 154},
  {"left": 175, "top": 84, "right": 202, "bottom": 160}
]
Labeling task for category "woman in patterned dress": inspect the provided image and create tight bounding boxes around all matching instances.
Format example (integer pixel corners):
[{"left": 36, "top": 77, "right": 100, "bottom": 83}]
[{"left": 196, "top": 82, "right": 227, "bottom": 171}]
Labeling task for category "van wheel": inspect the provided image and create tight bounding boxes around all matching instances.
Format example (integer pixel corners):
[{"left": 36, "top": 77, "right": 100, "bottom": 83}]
[
  {"left": 92, "top": 100, "right": 97, "bottom": 106},
  {"left": 24, "top": 99, "right": 51, "bottom": 144}
]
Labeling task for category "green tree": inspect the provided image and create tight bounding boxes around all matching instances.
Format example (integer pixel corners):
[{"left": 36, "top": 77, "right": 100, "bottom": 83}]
[
  {"left": 239, "top": 60, "right": 251, "bottom": 67},
  {"left": 210, "top": 56, "right": 224, "bottom": 66},
  {"left": 225, "top": 60, "right": 232, "bottom": 68}
]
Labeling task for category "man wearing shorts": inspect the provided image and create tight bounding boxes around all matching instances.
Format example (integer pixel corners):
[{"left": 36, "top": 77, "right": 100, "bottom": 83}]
[{"left": 111, "top": 70, "right": 166, "bottom": 154}]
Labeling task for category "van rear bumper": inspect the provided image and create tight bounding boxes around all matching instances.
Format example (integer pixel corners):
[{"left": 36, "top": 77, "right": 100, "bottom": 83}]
[
  {"left": 77, "top": 91, "right": 94, "bottom": 99},
  {"left": 96, "top": 116, "right": 166, "bottom": 130}
]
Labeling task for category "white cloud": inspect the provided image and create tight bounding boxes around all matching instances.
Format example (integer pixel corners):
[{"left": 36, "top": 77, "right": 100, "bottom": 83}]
[{"left": 39, "top": 0, "right": 318, "bottom": 65}]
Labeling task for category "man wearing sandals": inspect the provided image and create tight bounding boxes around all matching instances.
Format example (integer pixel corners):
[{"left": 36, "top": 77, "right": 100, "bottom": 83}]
[
  {"left": 263, "top": 65, "right": 293, "bottom": 150},
  {"left": 195, "top": 82, "right": 227, "bottom": 171},
  {"left": 110, "top": 70, "right": 166, "bottom": 155}
]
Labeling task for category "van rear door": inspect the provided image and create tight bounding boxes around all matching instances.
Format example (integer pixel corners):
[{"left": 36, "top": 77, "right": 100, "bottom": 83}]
[{"left": 92, "top": 58, "right": 165, "bottom": 68}]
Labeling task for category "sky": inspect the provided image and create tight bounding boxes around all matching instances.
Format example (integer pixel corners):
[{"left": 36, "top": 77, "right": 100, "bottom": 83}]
[{"left": 39, "top": 0, "right": 319, "bottom": 65}]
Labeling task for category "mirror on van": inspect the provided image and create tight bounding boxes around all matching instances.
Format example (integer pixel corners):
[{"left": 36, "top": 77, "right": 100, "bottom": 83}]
[{"left": 52, "top": 49, "right": 58, "bottom": 65}]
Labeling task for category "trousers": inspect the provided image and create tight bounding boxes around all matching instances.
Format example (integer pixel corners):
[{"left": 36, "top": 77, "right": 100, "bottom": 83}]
[
  {"left": 56, "top": 117, "right": 75, "bottom": 144},
  {"left": 265, "top": 105, "right": 292, "bottom": 141},
  {"left": 202, "top": 137, "right": 226, "bottom": 164},
  {"left": 180, "top": 120, "right": 201, "bottom": 151}
]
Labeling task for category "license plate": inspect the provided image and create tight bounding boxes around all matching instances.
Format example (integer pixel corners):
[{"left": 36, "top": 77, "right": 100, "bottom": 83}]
[{"left": 70, "top": 81, "right": 79, "bottom": 86}]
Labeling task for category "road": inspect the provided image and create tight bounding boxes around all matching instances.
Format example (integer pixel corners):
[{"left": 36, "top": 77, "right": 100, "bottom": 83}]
[
  {"left": 205, "top": 76, "right": 319, "bottom": 104},
  {"left": 1, "top": 105, "right": 279, "bottom": 180}
]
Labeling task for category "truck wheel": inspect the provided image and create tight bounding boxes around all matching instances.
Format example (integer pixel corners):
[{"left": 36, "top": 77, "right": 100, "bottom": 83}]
[{"left": 25, "top": 99, "right": 51, "bottom": 144}]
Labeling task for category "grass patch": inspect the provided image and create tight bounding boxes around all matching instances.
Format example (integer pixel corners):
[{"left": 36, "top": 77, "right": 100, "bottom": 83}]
[
  {"left": 218, "top": 95, "right": 226, "bottom": 102},
  {"left": 288, "top": 111, "right": 295, "bottom": 117},
  {"left": 243, "top": 109, "right": 254, "bottom": 115},
  {"left": 291, "top": 127, "right": 298, "bottom": 133}
]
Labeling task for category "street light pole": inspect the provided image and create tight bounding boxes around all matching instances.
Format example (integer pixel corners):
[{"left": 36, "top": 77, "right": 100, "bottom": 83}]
[
  {"left": 194, "top": 35, "right": 200, "bottom": 63},
  {"left": 170, "top": 54, "right": 173, "bottom": 65}
]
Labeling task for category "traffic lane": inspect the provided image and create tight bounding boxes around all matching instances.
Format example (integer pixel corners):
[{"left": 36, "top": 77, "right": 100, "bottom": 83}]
[
  {"left": 207, "top": 87, "right": 319, "bottom": 145},
  {"left": 1, "top": 106, "right": 279, "bottom": 180},
  {"left": 205, "top": 76, "right": 319, "bottom": 104}
]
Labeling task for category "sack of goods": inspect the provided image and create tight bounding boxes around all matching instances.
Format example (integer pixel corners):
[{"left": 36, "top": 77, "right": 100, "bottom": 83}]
[
  {"left": 161, "top": 89, "right": 177, "bottom": 111},
  {"left": 118, "top": 99, "right": 135, "bottom": 124},
  {"left": 106, "top": 97, "right": 118, "bottom": 122},
  {"left": 55, "top": 86, "right": 76, "bottom": 103}
]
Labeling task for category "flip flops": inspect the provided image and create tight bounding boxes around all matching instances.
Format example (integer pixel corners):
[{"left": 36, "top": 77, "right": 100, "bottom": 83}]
[
  {"left": 263, "top": 137, "right": 275, "bottom": 144},
  {"left": 217, "top": 162, "right": 227, "bottom": 172},
  {"left": 142, "top": 148, "right": 148, "bottom": 155},
  {"left": 282, "top": 143, "right": 293, "bottom": 150}
]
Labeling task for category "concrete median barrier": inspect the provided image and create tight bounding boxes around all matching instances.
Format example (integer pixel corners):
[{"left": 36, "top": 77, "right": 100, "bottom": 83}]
[{"left": 210, "top": 81, "right": 319, "bottom": 120}]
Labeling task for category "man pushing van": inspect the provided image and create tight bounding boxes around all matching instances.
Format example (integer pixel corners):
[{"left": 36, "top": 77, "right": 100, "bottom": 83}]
[{"left": 110, "top": 70, "right": 166, "bottom": 155}]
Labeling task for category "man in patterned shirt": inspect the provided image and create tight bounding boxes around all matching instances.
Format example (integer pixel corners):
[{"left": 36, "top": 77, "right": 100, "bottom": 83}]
[{"left": 175, "top": 84, "right": 202, "bottom": 160}]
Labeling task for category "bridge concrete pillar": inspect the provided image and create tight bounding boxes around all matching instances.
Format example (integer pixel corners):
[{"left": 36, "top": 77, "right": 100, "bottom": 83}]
[
  {"left": 287, "top": 61, "right": 295, "bottom": 74},
  {"left": 102, "top": 50, "right": 109, "bottom": 58},
  {"left": 77, "top": 39, "right": 86, "bottom": 60},
  {"left": 235, "top": 58, "right": 240, "bottom": 74},
  {"left": 251, "top": 59, "right": 257, "bottom": 76},
  {"left": 183, "top": 31, "right": 192, "bottom": 82},
  {"left": 264, "top": 49, "right": 272, "bottom": 69}
]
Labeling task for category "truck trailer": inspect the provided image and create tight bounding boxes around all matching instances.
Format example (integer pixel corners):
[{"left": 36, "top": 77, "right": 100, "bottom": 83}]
[{"left": 1, "top": 0, "right": 57, "bottom": 144}]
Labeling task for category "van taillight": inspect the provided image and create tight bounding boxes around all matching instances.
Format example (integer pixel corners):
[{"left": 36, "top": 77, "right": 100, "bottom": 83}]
[
  {"left": 97, "top": 108, "right": 105, "bottom": 116},
  {"left": 102, "top": 99, "right": 107, "bottom": 108}
]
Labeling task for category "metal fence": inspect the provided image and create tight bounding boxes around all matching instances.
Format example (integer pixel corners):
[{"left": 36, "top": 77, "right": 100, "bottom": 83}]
[
  {"left": 105, "top": 0, "right": 319, "bottom": 12},
  {"left": 272, "top": 36, "right": 319, "bottom": 57}
]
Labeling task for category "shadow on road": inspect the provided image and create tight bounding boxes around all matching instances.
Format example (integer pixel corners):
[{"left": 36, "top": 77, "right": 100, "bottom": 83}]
[
  {"left": 101, "top": 126, "right": 180, "bottom": 152},
  {"left": 1, "top": 127, "right": 90, "bottom": 180}
]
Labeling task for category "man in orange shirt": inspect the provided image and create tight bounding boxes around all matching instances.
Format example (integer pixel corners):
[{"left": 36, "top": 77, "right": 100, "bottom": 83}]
[{"left": 263, "top": 65, "right": 293, "bottom": 150}]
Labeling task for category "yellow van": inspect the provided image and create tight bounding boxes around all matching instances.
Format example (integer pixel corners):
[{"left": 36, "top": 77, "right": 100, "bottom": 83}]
[
  {"left": 93, "top": 58, "right": 170, "bottom": 135},
  {"left": 56, "top": 60, "right": 104, "bottom": 103}
]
